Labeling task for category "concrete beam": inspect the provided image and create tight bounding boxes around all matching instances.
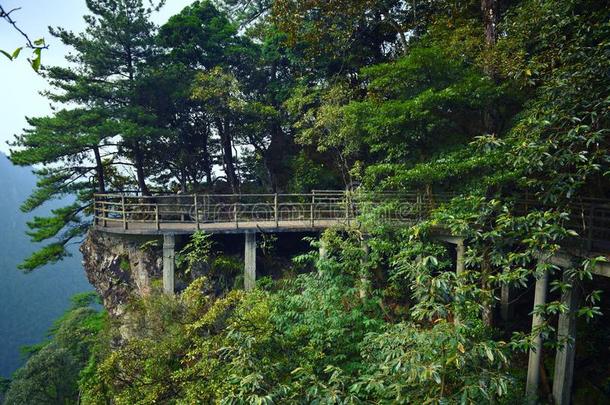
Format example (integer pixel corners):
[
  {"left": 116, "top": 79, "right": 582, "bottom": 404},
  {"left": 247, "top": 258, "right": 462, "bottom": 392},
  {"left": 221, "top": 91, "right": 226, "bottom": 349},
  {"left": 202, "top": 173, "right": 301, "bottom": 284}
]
[
  {"left": 244, "top": 232, "right": 256, "bottom": 291},
  {"left": 552, "top": 274, "right": 579, "bottom": 405},
  {"left": 540, "top": 251, "right": 610, "bottom": 278},
  {"left": 431, "top": 234, "right": 466, "bottom": 246},
  {"left": 526, "top": 266, "right": 549, "bottom": 403},
  {"left": 162, "top": 234, "right": 176, "bottom": 295}
]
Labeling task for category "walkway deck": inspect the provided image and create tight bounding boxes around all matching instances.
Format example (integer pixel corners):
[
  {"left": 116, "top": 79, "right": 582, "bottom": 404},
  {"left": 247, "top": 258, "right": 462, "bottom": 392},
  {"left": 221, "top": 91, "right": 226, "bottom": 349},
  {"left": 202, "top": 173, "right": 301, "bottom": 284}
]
[{"left": 96, "top": 219, "right": 350, "bottom": 235}]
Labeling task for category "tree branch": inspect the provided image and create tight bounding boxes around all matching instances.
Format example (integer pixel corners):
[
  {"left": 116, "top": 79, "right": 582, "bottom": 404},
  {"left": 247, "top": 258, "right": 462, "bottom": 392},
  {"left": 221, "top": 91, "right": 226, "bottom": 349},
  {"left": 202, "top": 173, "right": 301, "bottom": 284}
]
[{"left": 0, "top": 5, "right": 49, "bottom": 50}]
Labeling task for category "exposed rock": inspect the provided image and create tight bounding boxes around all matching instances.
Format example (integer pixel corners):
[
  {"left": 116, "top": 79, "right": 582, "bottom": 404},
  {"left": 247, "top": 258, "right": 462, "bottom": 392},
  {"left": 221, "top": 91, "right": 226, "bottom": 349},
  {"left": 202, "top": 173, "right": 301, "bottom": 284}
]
[{"left": 80, "top": 230, "right": 162, "bottom": 317}]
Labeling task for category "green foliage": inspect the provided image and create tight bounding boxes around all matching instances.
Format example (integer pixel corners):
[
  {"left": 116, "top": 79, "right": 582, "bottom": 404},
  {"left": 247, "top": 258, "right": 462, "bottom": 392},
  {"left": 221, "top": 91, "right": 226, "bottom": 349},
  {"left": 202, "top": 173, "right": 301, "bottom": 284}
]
[
  {"left": 159, "top": 0, "right": 253, "bottom": 69},
  {"left": 4, "top": 292, "right": 106, "bottom": 405},
  {"left": 7, "top": 0, "right": 610, "bottom": 402},
  {"left": 355, "top": 321, "right": 512, "bottom": 403},
  {"left": 287, "top": 151, "right": 341, "bottom": 192},
  {"left": 80, "top": 241, "right": 517, "bottom": 403},
  {"left": 176, "top": 231, "right": 244, "bottom": 292},
  {"left": 177, "top": 231, "right": 214, "bottom": 274},
  {"left": 4, "top": 345, "right": 80, "bottom": 405},
  {"left": 500, "top": 0, "right": 610, "bottom": 201}
]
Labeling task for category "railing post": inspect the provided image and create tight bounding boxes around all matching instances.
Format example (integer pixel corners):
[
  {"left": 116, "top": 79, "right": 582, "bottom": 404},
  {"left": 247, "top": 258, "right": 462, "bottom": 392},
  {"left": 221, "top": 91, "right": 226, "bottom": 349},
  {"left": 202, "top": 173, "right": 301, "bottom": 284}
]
[
  {"left": 274, "top": 193, "right": 279, "bottom": 227},
  {"left": 206, "top": 195, "right": 210, "bottom": 222},
  {"left": 234, "top": 202, "right": 239, "bottom": 229},
  {"left": 311, "top": 192, "right": 315, "bottom": 227},
  {"left": 345, "top": 190, "right": 350, "bottom": 225},
  {"left": 93, "top": 197, "right": 98, "bottom": 226},
  {"left": 194, "top": 195, "right": 200, "bottom": 230},
  {"left": 155, "top": 203, "right": 160, "bottom": 231},
  {"left": 121, "top": 195, "right": 127, "bottom": 230},
  {"left": 103, "top": 199, "right": 107, "bottom": 227}
]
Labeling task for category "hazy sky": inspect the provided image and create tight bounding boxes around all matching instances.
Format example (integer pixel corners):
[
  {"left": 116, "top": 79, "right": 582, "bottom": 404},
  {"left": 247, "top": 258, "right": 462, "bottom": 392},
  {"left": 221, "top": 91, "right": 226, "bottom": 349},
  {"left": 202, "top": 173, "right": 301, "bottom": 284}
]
[{"left": 0, "top": 0, "right": 194, "bottom": 155}]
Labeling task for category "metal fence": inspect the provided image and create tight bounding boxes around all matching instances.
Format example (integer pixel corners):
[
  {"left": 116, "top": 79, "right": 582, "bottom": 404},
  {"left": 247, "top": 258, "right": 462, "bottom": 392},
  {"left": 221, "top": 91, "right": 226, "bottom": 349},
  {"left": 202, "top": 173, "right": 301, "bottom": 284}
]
[
  {"left": 93, "top": 190, "right": 454, "bottom": 232},
  {"left": 93, "top": 191, "right": 610, "bottom": 249}
]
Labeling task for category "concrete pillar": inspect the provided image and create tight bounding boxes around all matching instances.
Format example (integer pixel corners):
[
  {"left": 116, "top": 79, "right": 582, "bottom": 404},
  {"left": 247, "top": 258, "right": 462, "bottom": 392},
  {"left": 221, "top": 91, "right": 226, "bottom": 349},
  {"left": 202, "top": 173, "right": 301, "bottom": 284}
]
[
  {"left": 456, "top": 240, "right": 465, "bottom": 274},
  {"left": 162, "top": 234, "right": 176, "bottom": 295},
  {"left": 319, "top": 239, "right": 328, "bottom": 261},
  {"left": 244, "top": 231, "right": 256, "bottom": 291},
  {"left": 526, "top": 267, "right": 549, "bottom": 402},
  {"left": 501, "top": 284, "right": 514, "bottom": 322},
  {"left": 552, "top": 273, "right": 579, "bottom": 405}
]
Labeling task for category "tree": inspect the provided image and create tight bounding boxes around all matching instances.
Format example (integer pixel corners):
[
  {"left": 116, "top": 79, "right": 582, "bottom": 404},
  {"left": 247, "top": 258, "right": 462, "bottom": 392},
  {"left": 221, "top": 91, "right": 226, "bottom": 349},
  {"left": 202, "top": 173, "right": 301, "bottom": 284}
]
[
  {"left": 158, "top": 0, "right": 298, "bottom": 192},
  {"left": 191, "top": 67, "right": 245, "bottom": 192},
  {"left": 10, "top": 0, "right": 165, "bottom": 269},
  {"left": 48, "top": 0, "right": 166, "bottom": 195},
  {"left": 3, "top": 346, "right": 80, "bottom": 405},
  {"left": 4, "top": 293, "right": 104, "bottom": 405},
  {"left": 155, "top": 0, "right": 258, "bottom": 192},
  {"left": 9, "top": 108, "right": 119, "bottom": 270}
]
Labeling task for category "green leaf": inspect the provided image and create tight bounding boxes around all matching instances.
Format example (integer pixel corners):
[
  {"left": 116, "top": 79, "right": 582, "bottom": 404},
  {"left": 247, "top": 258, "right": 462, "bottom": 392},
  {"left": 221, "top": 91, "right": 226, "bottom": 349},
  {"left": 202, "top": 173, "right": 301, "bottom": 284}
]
[
  {"left": 33, "top": 38, "right": 45, "bottom": 46},
  {"left": 31, "top": 54, "right": 42, "bottom": 72},
  {"left": 484, "top": 346, "right": 494, "bottom": 362},
  {"left": 12, "top": 47, "right": 23, "bottom": 59},
  {"left": 0, "top": 50, "right": 13, "bottom": 60}
]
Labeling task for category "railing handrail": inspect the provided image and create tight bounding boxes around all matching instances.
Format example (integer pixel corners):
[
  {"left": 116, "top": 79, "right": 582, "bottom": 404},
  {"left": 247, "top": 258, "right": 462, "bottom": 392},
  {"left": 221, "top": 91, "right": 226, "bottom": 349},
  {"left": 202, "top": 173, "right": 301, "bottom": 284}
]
[{"left": 92, "top": 191, "right": 610, "bottom": 250}]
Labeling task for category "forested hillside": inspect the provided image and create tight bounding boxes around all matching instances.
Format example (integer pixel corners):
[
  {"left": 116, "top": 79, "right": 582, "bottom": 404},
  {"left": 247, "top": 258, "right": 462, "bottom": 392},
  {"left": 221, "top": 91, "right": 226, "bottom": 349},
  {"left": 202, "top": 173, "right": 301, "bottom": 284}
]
[{"left": 4, "top": 0, "right": 609, "bottom": 403}]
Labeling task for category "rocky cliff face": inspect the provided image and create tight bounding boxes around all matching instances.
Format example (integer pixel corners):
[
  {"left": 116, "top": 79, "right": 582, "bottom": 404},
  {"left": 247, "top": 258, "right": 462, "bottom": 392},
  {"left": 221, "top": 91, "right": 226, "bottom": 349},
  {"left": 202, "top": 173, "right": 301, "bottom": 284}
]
[{"left": 80, "top": 230, "right": 162, "bottom": 317}]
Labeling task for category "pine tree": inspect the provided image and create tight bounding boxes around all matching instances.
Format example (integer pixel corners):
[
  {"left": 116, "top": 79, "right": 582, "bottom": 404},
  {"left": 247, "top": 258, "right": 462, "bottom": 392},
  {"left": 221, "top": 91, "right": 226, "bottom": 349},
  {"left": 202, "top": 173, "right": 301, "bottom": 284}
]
[{"left": 9, "top": 0, "right": 165, "bottom": 270}]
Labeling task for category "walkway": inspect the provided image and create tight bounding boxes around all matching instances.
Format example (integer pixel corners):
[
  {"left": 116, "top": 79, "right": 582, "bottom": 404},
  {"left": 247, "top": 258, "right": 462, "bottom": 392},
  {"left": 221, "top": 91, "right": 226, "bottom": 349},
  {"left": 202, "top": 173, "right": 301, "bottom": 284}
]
[
  {"left": 93, "top": 189, "right": 610, "bottom": 405},
  {"left": 93, "top": 191, "right": 443, "bottom": 235}
]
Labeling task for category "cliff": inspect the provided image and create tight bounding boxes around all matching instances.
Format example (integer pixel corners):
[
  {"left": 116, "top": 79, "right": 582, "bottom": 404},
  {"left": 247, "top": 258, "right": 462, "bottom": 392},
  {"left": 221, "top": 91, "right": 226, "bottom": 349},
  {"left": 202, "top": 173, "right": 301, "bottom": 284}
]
[{"left": 80, "top": 230, "right": 162, "bottom": 317}]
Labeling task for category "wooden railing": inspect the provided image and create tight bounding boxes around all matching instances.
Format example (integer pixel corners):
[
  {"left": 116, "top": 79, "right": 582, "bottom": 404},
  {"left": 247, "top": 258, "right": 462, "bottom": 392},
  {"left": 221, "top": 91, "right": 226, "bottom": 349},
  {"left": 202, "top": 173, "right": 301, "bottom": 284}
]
[{"left": 92, "top": 191, "right": 610, "bottom": 249}]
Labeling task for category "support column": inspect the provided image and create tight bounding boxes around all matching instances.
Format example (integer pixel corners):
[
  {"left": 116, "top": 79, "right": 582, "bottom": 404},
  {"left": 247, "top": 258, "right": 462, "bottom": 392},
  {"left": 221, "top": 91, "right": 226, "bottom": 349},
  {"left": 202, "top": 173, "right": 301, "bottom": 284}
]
[
  {"left": 319, "top": 239, "right": 328, "bottom": 261},
  {"left": 501, "top": 284, "right": 514, "bottom": 322},
  {"left": 244, "top": 231, "right": 256, "bottom": 291},
  {"left": 526, "top": 267, "right": 549, "bottom": 402},
  {"left": 163, "top": 234, "right": 176, "bottom": 295},
  {"left": 456, "top": 239, "right": 465, "bottom": 274},
  {"left": 552, "top": 273, "right": 579, "bottom": 405}
]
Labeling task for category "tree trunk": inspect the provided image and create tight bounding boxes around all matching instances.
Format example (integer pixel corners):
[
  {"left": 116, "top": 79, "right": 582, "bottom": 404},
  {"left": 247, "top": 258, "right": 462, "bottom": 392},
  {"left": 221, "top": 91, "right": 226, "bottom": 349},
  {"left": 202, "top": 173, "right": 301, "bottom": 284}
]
[
  {"left": 264, "top": 122, "right": 288, "bottom": 192},
  {"left": 180, "top": 169, "right": 188, "bottom": 193},
  {"left": 132, "top": 142, "right": 149, "bottom": 196},
  {"left": 481, "top": 0, "right": 498, "bottom": 47},
  {"left": 92, "top": 145, "right": 106, "bottom": 193},
  {"left": 481, "top": 0, "right": 500, "bottom": 135},
  {"left": 217, "top": 118, "right": 238, "bottom": 193},
  {"left": 202, "top": 127, "right": 213, "bottom": 185}
]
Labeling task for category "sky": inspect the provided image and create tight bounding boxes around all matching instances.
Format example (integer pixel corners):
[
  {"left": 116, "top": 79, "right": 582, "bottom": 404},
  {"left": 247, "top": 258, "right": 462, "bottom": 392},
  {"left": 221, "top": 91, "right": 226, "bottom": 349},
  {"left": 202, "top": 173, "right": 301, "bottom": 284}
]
[{"left": 0, "top": 0, "right": 194, "bottom": 155}]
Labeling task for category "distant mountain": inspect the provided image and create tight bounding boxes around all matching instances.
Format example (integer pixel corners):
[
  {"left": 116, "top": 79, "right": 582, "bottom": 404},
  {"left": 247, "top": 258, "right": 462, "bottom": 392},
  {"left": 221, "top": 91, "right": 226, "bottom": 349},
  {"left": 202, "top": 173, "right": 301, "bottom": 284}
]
[{"left": 0, "top": 154, "right": 92, "bottom": 378}]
